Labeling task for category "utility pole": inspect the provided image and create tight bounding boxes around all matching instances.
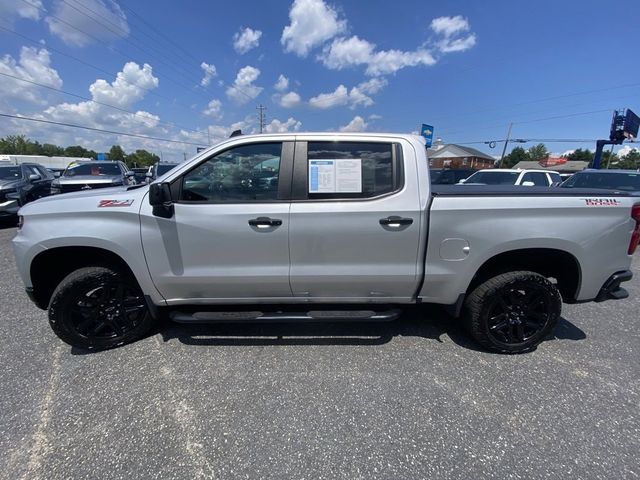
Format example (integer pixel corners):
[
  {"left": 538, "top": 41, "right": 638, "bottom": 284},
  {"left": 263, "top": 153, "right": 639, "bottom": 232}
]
[
  {"left": 499, "top": 123, "right": 513, "bottom": 168},
  {"left": 257, "top": 104, "right": 266, "bottom": 133}
]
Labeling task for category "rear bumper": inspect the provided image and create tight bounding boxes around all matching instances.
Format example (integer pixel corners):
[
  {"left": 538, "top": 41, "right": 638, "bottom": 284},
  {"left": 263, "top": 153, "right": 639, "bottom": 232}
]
[{"left": 595, "top": 270, "right": 632, "bottom": 302}]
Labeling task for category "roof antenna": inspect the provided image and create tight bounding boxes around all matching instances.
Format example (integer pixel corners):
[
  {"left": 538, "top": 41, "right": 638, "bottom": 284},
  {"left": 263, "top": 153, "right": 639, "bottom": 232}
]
[{"left": 230, "top": 129, "right": 242, "bottom": 138}]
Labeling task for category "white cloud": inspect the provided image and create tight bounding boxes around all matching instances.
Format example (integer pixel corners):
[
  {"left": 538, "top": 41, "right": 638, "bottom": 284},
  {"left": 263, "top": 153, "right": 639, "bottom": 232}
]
[
  {"left": 274, "top": 74, "right": 289, "bottom": 92},
  {"left": 45, "top": 0, "right": 130, "bottom": 47},
  {"left": 339, "top": 115, "right": 367, "bottom": 132},
  {"left": 618, "top": 146, "right": 638, "bottom": 158},
  {"left": 233, "top": 27, "right": 262, "bottom": 54},
  {"left": 368, "top": 114, "right": 382, "bottom": 120},
  {"left": 430, "top": 15, "right": 476, "bottom": 54},
  {"left": 437, "top": 34, "right": 476, "bottom": 53},
  {"left": 308, "top": 78, "right": 387, "bottom": 110},
  {"left": 321, "top": 35, "right": 436, "bottom": 76},
  {"left": 200, "top": 62, "right": 217, "bottom": 87},
  {"left": 281, "top": 0, "right": 346, "bottom": 57},
  {"left": 562, "top": 149, "right": 575, "bottom": 156},
  {"left": 430, "top": 15, "right": 470, "bottom": 37},
  {"left": 264, "top": 117, "right": 302, "bottom": 133},
  {"left": 89, "top": 62, "right": 158, "bottom": 108},
  {"left": 40, "top": 62, "right": 160, "bottom": 134},
  {"left": 278, "top": 91, "right": 301, "bottom": 108},
  {"left": 0, "top": 0, "right": 43, "bottom": 21},
  {"left": 203, "top": 99, "right": 222, "bottom": 119},
  {"left": 0, "top": 46, "right": 63, "bottom": 105},
  {"left": 226, "top": 65, "right": 263, "bottom": 104}
]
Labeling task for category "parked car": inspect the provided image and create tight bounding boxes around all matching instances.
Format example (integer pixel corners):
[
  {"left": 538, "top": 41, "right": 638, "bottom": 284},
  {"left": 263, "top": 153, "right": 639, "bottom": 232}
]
[
  {"left": 12, "top": 133, "right": 638, "bottom": 354},
  {"left": 0, "top": 163, "right": 53, "bottom": 218},
  {"left": 430, "top": 168, "right": 475, "bottom": 185},
  {"left": 50, "top": 161, "right": 135, "bottom": 194},
  {"left": 459, "top": 168, "right": 562, "bottom": 186},
  {"left": 146, "top": 162, "right": 179, "bottom": 183},
  {"left": 560, "top": 169, "right": 640, "bottom": 194}
]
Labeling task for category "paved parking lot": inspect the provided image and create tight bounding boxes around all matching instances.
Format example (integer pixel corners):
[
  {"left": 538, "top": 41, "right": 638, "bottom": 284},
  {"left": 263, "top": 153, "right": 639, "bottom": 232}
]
[{"left": 0, "top": 225, "right": 638, "bottom": 479}]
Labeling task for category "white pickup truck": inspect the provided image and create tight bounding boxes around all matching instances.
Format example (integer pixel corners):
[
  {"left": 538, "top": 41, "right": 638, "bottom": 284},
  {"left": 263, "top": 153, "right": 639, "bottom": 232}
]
[{"left": 12, "top": 133, "right": 639, "bottom": 353}]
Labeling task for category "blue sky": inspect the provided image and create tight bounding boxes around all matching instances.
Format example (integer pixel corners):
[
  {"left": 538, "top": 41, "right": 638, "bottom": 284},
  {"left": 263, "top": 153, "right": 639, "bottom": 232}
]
[{"left": 0, "top": 0, "right": 639, "bottom": 161}]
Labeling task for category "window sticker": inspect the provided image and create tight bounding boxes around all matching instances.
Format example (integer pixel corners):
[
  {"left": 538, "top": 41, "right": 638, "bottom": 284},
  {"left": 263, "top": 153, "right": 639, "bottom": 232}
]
[{"left": 309, "top": 159, "right": 362, "bottom": 193}]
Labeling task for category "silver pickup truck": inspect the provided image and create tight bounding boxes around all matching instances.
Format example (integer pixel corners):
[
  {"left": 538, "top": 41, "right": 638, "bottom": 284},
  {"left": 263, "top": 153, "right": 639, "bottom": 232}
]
[{"left": 12, "top": 133, "right": 639, "bottom": 353}]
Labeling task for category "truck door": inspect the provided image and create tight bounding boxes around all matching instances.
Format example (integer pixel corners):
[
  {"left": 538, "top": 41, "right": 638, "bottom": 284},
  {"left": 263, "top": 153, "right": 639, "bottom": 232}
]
[
  {"left": 140, "top": 141, "right": 294, "bottom": 303},
  {"left": 288, "top": 139, "right": 423, "bottom": 301}
]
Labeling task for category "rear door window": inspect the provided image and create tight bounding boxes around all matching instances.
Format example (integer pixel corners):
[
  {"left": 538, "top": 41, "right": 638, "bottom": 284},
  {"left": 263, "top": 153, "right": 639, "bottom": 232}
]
[{"left": 305, "top": 142, "right": 399, "bottom": 200}]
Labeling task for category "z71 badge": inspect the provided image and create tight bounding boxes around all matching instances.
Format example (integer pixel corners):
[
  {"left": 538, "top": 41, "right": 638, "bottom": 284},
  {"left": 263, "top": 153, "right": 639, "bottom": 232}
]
[
  {"left": 583, "top": 198, "right": 620, "bottom": 206},
  {"left": 98, "top": 199, "right": 135, "bottom": 208}
]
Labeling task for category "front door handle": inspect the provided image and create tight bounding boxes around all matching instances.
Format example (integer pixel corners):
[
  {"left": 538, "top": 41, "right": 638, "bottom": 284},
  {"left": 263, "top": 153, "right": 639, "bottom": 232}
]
[
  {"left": 249, "top": 217, "right": 283, "bottom": 228},
  {"left": 379, "top": 216, "right": 413, "bottom": 227}
]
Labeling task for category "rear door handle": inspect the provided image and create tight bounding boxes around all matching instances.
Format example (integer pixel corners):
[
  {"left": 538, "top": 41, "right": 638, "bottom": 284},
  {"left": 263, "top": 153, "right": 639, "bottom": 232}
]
[
  {"left": 248, "top": 217, "right": 283, "bottom": 228},
  {"left": 379, "top": 216, "right": 413, "bottom": 227}
]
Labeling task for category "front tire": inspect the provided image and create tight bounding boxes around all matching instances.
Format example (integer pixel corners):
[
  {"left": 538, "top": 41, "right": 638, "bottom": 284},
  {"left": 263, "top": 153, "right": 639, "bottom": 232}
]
[
  {"left": 48, "top": 267, "right": 154, "bottom": 350},
  {"left": 464, "top": 271, "right": 562, "bottom": 353}
]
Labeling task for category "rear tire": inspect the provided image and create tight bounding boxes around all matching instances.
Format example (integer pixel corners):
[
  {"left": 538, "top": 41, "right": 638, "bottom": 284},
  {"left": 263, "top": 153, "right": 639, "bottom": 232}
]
[
  {"left": 464, "top": 271, "right": 561, "bottom": 353},
  {"left": 48, "top": 267, "right": 154, "bottom": 350}
]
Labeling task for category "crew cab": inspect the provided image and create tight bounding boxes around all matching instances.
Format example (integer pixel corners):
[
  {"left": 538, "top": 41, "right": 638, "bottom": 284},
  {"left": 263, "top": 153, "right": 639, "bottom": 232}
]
[
  {"left": 460, "top": 168, "right": 562, "bottom": 186},
  {"left": 12, "top": 133, "right": 639, "bottom": 353}
]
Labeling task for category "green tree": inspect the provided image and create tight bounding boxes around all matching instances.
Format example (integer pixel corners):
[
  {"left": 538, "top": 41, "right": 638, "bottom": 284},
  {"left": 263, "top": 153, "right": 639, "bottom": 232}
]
[
  {"left": 601, "top": 150, "right": 619, "bottom": 168},
  {"left": 41, "top": 143, "right": 65, "bottom": 156},
  {"left": 564, "top": 148, "right": 594, "bottom": 163},
  {"left": 64, "top": 145, "right": 96, "bottom": 158},
  {"left": 501, "top": 146, "right": 529, "bottom": 168},
  {"left": 527, "top": 143, "right": 550, "bottom": 163},
  {"left": 107, "top": 144, "right": 126, "bottom": 161},
  {"left": 126, "top": 149, "right": 160, "bottom": 168},
  {"left": 615, "top": 149, "right": 640, "bottom": 170}
]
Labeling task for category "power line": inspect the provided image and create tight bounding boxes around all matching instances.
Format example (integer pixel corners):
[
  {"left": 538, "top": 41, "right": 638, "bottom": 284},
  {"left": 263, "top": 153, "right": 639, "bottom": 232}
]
[
  {"left": 0, "top": 113, "right": 206, "bottom": 147},
  {"left": 0, "top": 71, "right": 207, "bottom": 137}
]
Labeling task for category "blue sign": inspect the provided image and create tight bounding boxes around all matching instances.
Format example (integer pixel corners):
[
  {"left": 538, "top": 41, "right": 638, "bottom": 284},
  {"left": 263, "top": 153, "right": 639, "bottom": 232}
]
[
  {"left": 421, "top": 124, "right": 434, "bottom": 147},
  {"left": 96, "top": 152, "right": 106, "bottom": 161}
]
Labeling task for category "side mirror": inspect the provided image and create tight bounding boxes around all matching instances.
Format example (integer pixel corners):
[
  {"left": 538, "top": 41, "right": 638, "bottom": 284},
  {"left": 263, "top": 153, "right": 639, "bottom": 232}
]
[
  {"left": 28, "top": 174, "right": 41, "bottom": 181},
  {"left": 145, "top": 172, "right": 153, "bottom": 178},
  {"left": 457, "top": 179, "right": 466, "bottom": 184},
  {"left": 149, "top": 182, "right": 174, "bottom": 218},
  {"left": 125, "top": 171, "right": 135, "bottom": 177},
  {"left": 54, "top": 171, "right": 61, "bottom": 178},
  {"left": 521, "top": 181, "right": 535, "bottom": 187}
]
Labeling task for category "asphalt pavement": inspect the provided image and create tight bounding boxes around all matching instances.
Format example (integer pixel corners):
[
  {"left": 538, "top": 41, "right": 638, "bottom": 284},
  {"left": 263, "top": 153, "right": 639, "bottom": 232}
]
[{"left": 0, "top": 225, "right": 638, "bottom": 480}]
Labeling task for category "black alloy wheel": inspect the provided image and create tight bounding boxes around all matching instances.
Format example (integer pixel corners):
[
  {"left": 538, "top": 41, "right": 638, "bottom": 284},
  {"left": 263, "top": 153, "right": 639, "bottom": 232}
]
[
  {"left": 49, "top": 267, "right": 154, "bottom": 350},
  {"left": 464, "top": 271, "right": 562, "bottom": 353}
]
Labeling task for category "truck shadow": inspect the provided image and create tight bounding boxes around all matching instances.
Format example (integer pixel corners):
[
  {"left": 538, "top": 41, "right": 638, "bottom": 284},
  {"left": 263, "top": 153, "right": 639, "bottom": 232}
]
[{"left": 157, "top": 306, "right": 586, "bottom": 352}]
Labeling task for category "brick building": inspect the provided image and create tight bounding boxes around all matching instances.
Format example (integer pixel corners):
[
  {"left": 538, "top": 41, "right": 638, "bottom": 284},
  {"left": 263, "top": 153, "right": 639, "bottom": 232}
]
[{"left": 427, "top": 142, "right": 496, "bottom": 169}]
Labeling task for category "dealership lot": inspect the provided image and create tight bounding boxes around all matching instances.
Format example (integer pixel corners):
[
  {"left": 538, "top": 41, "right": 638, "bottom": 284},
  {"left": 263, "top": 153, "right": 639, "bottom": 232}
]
[{"left": 0, "top": 225, "right": 638, "bottom": 480}]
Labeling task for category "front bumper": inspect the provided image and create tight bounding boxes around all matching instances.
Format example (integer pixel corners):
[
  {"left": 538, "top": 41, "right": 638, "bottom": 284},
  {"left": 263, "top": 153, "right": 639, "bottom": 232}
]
[
  {"left": 0, "top": 199, "right": 19, "bottom": 216},
  {"left": 595, "top": 270, "right": 633, "bottom": 302}
]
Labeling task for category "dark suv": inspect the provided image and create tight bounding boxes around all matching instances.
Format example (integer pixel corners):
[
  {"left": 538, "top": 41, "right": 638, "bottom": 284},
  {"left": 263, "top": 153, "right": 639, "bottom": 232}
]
[{"left": 0, "top": 163, "right": 53, "bottom": 218}]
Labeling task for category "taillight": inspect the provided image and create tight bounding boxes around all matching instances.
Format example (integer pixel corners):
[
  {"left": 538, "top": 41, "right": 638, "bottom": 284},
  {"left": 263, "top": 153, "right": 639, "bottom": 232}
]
[{"left": 628, "top": 203, "right": 640, "bottom": 255}]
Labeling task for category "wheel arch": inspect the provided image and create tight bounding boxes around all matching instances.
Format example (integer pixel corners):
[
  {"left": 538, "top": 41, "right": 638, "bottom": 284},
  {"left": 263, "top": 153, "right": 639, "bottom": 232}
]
[
  {"left": 466, "top": 248, "right": 582, "bottom": 302},
  {"left": 30, "top": 246, "right": 140, "bottom": 310}
]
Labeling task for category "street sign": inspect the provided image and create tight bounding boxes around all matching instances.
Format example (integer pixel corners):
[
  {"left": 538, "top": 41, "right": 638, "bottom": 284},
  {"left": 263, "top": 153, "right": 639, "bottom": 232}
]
[
  {"left": 624, "top": 109, "right": 639, "bottom": 140},
  {"left": 421, "top": 124, "right": 434, "bottom": 147}
]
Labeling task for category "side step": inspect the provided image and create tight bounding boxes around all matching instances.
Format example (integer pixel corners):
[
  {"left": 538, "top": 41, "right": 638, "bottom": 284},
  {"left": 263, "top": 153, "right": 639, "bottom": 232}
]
[{"left": 169, "top": 309, "right": 402, "bottom": 324}]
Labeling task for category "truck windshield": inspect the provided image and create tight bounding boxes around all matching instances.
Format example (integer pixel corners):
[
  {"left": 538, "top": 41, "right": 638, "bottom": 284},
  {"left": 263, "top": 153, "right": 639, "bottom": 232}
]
[
  {"left": 0, "top": 166, "right": 22, "bottom": 180},
  {"left": 562, "top": 172, "right": 640, "bottom": 191},
  {"left": 63, "top": 163, "right": 121, "bottom": 177},
  {"left": 156, "top": 164, "right": 178, "bottom": 176},
  {"left": 464, "top": 171, "right": 519, "bottom": 185}
]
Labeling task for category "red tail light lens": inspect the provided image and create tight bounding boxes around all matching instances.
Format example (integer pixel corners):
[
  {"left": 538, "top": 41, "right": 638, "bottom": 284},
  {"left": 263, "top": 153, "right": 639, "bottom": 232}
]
[{"left": 628, "top": 204, "right": 640, "bottom": 255}]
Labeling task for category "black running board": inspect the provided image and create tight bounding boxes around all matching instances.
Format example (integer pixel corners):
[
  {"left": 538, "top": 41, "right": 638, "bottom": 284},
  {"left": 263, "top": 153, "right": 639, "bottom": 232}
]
[{"left": 169, "top": 309, "right": 402, "bottom": 324}]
